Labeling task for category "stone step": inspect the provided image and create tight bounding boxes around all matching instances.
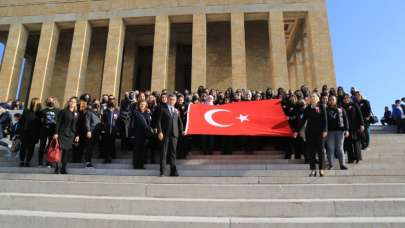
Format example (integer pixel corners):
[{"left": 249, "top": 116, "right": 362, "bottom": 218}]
[
  {"left": 1, "top": 193, "right": 405, "bottom": 217},
  {"left": 3, "top": 172, "right": 405, "bottom": 185},
  {"left": 0, "top": 162, "right": 308, "bottom": 170},
  {"left": 5, "top": 166, "right": 405, "bottom": 176},
  {"left": 0, "top": 158, "right": 305, "bottom": 166},
  {"left": 2, "top": 179, "right": 405, "bottom": 199},
  {"left": 2, "top": 210, "right": 405, "bottom": 228}
]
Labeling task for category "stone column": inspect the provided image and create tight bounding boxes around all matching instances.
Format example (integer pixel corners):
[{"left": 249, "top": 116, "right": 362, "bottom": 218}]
[
  {"left": 167, "top": 34, "right": 176, "bottom": 92},
  {"left": 295, "top": 42, "right": 305, "bottom": 90},
  {"left": 29, "top": 22, "right": 60, "bottom": 102},
  {"left": 64, "top": 20, "right": 92, "bottom": 101},
  {"left": 0, "top": 23, "right": 28, "bottom": 101},
  {"left": 191, "top": 13, "right": 207, "bottom": 91},
  {"left": 120, "top": 32, "right": 136, "bottom": 99},
  {"left": 101, "top": 18, "right": 125, "bottom": 97},
  {"left": 288, "top": 56, "right": 297, "bottom": 91},
  {"left": 230, "top": 12, "right": 247, "bottom": 89},
  {"left": 151, "top": 15, "right": 170, "bottom": 92},
  {"left": 306, "top": 4, "right": 336, "bottom": 89},
  {"left": 302, "top": 34, "right": 313, "bottom": 88},
  {"left": 268, "top": 11, "right": 289, "bottom": 90}
]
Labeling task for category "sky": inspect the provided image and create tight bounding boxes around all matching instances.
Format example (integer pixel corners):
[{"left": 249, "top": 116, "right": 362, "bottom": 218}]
[
  {"left": 0, "top": 0, "right": 404, "bottom": 117},
  {"left": 327, "top": 0, "right": 405, "bottom": 118}
]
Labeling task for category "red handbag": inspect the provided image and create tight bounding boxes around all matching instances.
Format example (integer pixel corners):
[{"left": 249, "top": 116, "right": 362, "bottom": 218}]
[{"left": 47, "top": 138, "right": 61, "bottom": 163}]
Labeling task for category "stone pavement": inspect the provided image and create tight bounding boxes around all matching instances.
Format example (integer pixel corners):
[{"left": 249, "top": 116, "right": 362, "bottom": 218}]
[{"left": 0, "top": 132, "right": 404, "bottom": 227}]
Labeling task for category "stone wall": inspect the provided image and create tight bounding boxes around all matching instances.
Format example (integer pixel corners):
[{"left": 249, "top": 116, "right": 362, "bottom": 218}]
[
  {"left": 85, "top": 27, "right": 107, "bottom": 99},
  {"left": 245, "top": 20, "right": 271, "bottom": 91},
  {"left": 206, "top": 22, "right": 232, "bottom": 90},
  {"left": 46, "top": 29, "right": 73, "bottom": 103}
]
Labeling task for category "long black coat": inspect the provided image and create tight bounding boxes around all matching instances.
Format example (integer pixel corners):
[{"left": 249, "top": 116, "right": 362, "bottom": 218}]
[
  {"left": 130, "top": 110, "right": 153, "bottom": 139},
  {"left": 297, "top": 104, "right": 328, "bottom": 140},
  {"left": 20, "top": 110, "right": 41, "bottom": 145},
  {"left": 358, "top": 99, "right": 371, "bottom": 125},
  {"left": 56, "top": 109, "right": 78, "bottom": 150},
  {"left": 343, "top": 102, "right": 364, "bottom": 140}
]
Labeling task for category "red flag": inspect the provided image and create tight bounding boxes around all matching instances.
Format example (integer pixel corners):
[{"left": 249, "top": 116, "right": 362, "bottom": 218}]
[{"left": 185, "top": 100, "right": 293, "bottom": 137}]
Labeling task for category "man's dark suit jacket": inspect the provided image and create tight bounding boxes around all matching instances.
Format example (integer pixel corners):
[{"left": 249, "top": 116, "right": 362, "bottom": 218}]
[{"left": 157, "top": 104, "right": 183, "bottom": 138}]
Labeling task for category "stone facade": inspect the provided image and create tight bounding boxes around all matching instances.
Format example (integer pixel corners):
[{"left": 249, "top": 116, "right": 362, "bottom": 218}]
[{"left": 0, "top": 0, "right": 336, "bottom": 103}]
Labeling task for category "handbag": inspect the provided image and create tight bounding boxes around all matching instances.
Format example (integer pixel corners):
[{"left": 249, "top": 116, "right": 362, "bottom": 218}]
[{"left": 47, "top": 138, "right": 61, "bottom": 163}]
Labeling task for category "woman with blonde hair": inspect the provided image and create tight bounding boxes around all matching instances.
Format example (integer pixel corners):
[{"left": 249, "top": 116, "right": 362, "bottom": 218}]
[
  {"left": 53, "top": 97, "right": 79, "bottom": 174},
  {"left": 295, "top": 92, "right": 328, "bottom": 177},
  {"left": 19, "top": 97, "right": 42, "bottom": 167}
]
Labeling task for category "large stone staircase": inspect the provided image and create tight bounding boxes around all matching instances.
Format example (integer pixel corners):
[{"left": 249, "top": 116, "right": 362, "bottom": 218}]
[{"left": 0, "top": 131, "right": 404, "bottom": 227}]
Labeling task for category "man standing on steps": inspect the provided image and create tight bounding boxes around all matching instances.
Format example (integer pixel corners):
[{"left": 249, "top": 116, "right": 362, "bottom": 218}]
[{"left": 156, "top": 94, "right": 184, "bottom": 177}]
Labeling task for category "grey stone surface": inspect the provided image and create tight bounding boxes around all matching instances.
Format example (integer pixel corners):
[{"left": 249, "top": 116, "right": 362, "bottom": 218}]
[{"left": 0, "top": 132, "right": 404, "bottom": 227}]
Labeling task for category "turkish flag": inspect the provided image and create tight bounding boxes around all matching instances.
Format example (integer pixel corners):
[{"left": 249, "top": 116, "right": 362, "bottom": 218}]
[{"left": 185, "top": 100, "right": 293, "bottom": 137}]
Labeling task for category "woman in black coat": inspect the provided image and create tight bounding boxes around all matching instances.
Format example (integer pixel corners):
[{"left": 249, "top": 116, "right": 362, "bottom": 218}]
[
  {"left": 355, "top": 91, "right": 372, "bottom": 149},
  {"left": 295, "top": 93, "right": 328, "bottom": 177},
  {"left": 19, "top": 98, "right": 42, "bottom": 167},
  {"left": 53, "top": 97, "right": 79, "bottom": 174},
  {"left": 130, "top": 100, "right": 153, "bottom": 169},
  {"left": 342, "top": 94, "right": 365, "bottom": 163},
  {"left": 284, "top": 95, "right": 301, "bottom": 159}
]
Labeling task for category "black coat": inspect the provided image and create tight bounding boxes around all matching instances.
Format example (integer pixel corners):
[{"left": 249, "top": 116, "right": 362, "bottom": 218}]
[
  {"left": 56, "top": 108, "right": 78, "bottom": 150},
  {"left": 130, "top": 110, "right": 153, "bottom": 140},
  {"left": 343, "top": 102, "right": 364, "bottom": 140},
  {"left": 297, "top": 104, "right": 328, "bottom": 139},
  {"left": 176, "top": 103, "right": 188, "bottom": 131},
  {"left": 118, "top": 99, "right": 136, "bottom": 137},
  {"left": 358, "top": 99, "right": 371, "bottom": 125},
  {"left": 76, "top": 110, "right": 88, "bottom": 136},
  {"left": 156, "top": 104, "right": 183, "bottom": 138},
  {"left": 20, "top": 110, "right": 41, "bottom": 145},
  {"left": 283, "top": 102, "right": 300, "bottom": 132},
  {"left": 101, "top": 108, "right": 119, "bottom": 135}
]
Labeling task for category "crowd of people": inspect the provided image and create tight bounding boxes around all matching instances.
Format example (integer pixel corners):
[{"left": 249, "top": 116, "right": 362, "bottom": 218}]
[
  {"left": 0, "top": 85, "right": 376, "bottom": 177},
  {"left": 381, "top": 98, "right": 405, "bottom": 133}
]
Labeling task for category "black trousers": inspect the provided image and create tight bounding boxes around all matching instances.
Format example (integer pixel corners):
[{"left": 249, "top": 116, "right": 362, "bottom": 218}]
[
  {"left": 345, "top": 138, "right": 362, "bottom": 162},
  {"left": 147, "top": 137, "right": 159, "bottom": 164},
  {"left": 221, "top": 136, "right": 233, "bottom": 155},
  {"left": 20, "top": 141, "right": 36, "bottom": 164},
  {"left": 286, "top": 137, "right": 306, "bottom": 159},
  {"left": 160, "top": 136, "right": 178, "bottom": 175},
  {"left": 396, "top": 119, "right": 405, "bottom": 133},
  {"left": 38, "top": 128, "right": 53, "bottom": 165},
  {"left": 306, "top": 135, "right": 325, "bottom": 170},
  {"left": 102, "top": 133, "right": 116, "bottom": 162},
  {"left": 74, "top": 134, "right": 98, "bottom": 163},
  {"left": 201, "top": 135, "right": 214, "bottom": 154},
  {"left": 176, "top": 135, "right": 187, "bottom": 159},
  {"left": 133, "top": 137, "right": 148, "bottom": 169}
]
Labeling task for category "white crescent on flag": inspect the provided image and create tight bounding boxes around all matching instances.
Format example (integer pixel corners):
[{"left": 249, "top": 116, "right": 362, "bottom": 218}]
[{"left": 204, "top": 109, "right": 233, "bottom": 128}]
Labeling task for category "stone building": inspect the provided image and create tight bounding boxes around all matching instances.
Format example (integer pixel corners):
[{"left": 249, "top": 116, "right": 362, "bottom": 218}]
[{"left": 0, "top": 0, "right": 335, "bottom": 104}]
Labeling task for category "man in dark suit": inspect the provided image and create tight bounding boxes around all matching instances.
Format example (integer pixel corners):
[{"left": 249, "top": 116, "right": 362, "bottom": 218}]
[{"left": 157, "top": 94, "right": 184, "bottom": 176}]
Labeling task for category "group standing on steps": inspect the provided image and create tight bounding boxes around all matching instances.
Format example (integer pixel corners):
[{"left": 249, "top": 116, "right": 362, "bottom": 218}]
[{"left": 0, "top": 84, "right": 375, "bottom": 177}]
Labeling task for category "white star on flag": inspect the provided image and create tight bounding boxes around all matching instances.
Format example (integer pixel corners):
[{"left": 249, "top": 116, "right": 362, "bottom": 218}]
[{"left": 236, "top": 114, "right": 249, "bottom": 123}]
